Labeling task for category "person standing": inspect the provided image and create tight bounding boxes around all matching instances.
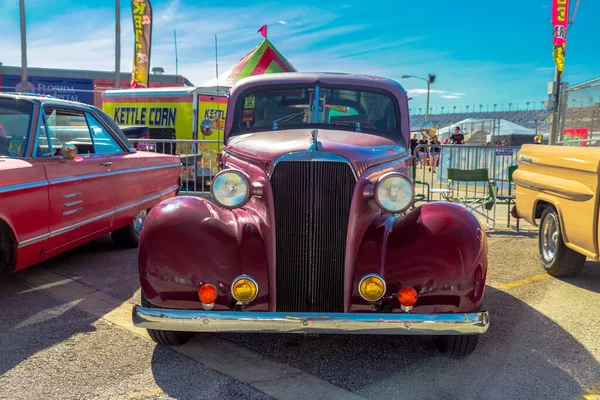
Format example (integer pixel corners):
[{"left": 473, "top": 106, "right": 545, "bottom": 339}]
[
  {"left": 449, "top": 127, "right": 465, "bottom": 144},
  {"left": 429, "top": 136, "right": 441, "bottom": 173},
  {"left": 418, "top": 134, "right": 429, "bottom": 169},
  {"left": 410, "top": 133, "right": 419, "bottom": 164}
]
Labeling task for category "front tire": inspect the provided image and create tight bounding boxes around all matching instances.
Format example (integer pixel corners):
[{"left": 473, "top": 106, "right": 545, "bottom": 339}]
[
  {"left": 538, "top": 207, "right": 586, "bottom": 277},
  {"left": 433, "top": 334, "right": 479, "bottom": 357},
  {"left": 112, "top": 209, "right": 148, "bottom": 248},
  {"left": 141, "top": 293, "right": 195, "bottom": 346}
]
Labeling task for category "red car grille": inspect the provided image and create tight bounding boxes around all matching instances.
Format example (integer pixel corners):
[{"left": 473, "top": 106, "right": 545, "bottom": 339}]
[{"left": 271, "top": 160, "right": 355, "bottom": 313}]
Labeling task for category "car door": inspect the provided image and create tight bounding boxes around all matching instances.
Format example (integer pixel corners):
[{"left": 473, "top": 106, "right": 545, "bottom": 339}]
[
  {"left": 40, "top": 105, "right": 115, "bottom": 253},
  {"left": 83, "top": 111, "right": 139, "bottom": 231}
]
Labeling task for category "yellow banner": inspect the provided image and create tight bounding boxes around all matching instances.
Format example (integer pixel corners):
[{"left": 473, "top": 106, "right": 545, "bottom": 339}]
[{"left": 131, "top": 0, "right": 152, "bottom": 88}]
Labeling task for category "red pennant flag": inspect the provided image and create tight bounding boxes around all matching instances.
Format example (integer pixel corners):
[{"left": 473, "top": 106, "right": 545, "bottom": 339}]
[{"left": 257, "top": 24, "right": 267, "bottom": 38}]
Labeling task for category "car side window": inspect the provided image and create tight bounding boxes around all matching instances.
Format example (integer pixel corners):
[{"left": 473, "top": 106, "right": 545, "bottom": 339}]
[
  {"left": 36, "top": 114, "right": 55, "bottom": 157},
  {"left": 43, "top": 107, "right": 96, "bottom": 155},
  {"left": 85, "top": 113, "right": 124, "bottom": 155}
]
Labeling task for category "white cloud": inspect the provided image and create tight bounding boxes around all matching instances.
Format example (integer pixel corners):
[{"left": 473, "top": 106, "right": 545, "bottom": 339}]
[
  {"left": 278, "top": 20, "right": 287, "bottom": 24},
  {"left": 407, "top": 89, "right": 450, "bottom": 95},
  {"left": 440, "top": 95, "right": 460, "bottom": 99}
]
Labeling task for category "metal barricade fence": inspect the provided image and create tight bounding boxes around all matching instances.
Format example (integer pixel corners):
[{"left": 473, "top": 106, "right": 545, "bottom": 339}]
[
  {"left": 128, "top": 138, "right": 220, "bottom": 196},
  {"left": 413, "top": 143, "right": 519, "bottom": 203}
]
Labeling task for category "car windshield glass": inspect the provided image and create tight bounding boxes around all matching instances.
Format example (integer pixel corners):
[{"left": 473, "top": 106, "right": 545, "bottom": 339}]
[
  {"left": 233, "top": 85, "right": 398, "bottom": 136},
  {"left": 0, "top": 98, "right": 33, "bottom": 158}
]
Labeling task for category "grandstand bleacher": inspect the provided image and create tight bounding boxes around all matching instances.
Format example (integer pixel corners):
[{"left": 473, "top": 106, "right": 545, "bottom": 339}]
[{"left": 409, "top": 110, "right": 551, "bottom": 131}]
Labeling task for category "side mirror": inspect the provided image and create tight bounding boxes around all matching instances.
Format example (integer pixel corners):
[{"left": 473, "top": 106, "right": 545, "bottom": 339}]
[
  {"left": 59, "top": 144, "right": 78, "bottom": 160},
  {"left": 200, "top": 119, "right": 215, "bottom": 136}
]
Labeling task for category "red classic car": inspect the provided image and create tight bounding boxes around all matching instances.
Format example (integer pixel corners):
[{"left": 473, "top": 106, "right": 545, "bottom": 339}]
[
  {"left": 0, "top": 93, "right": 180, "bottom": 273},
  {"left": 133, "top": 73, "right": 490, "bottom": 357}
]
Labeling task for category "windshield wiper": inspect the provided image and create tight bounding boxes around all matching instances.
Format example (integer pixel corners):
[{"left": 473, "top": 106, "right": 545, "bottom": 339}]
[
  {"left": 332, "top": 121, "right": 363, "bottom": 132},
  {"left": 272, "top": 111, "right": 305, "bottom": 130}
]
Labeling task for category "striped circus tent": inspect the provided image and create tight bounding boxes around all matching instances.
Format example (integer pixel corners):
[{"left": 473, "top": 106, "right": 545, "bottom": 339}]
[{"left": 199, "top": 39, "right": 296, "bottom": 91}]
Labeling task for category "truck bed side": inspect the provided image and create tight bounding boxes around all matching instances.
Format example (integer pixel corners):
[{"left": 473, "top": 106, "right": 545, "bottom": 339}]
[{"left": 514, "top": 144, "right": 600, "bottom": 260}]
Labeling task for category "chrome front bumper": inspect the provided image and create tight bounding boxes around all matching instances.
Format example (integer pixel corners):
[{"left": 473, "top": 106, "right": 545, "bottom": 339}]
[{"left": 132, "top": 306, "right": 490, "bottom": 335}]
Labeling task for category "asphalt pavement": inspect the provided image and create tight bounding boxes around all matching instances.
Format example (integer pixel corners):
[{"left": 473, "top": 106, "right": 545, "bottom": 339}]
[{"left": 0, "top": 229, "right": 599, "bottom": 400}]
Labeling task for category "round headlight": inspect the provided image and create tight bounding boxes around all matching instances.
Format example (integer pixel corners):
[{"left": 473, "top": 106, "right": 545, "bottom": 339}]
[
  {"left": 231, "top": 275, "right": 258, "bottom": 303},
  {"left": 211, "top": 169, "right": 250, "bottom": 208},
  {"left": 358, "top": 274, "right": 386, "bottom": 302},
  {"left": 374, "top": 172, "right": 415, "bottom": 213}
]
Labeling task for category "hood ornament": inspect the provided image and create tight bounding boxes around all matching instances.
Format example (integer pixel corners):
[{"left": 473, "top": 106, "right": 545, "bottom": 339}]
[{"left": 309, "top": 129, "right": 319, "bottom": 151}]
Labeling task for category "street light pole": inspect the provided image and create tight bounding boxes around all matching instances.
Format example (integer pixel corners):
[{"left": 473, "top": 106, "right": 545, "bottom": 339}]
[
  {"left": 115, "top": 0, "right": 121, "bottom": 88},
  {"left": 402, "top": 73, "right": 436, "bottom": 122},
  {"left": 426, "top": 76, "right": 431, "bottom": 122},
  {"left": 19, "top": 0, "right": 28, "bottom": 93}
]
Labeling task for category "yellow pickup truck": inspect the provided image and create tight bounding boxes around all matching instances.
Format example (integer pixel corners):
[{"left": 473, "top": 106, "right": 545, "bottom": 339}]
[{"left": 513, "top": 144, "right": 599, "bottom": 277}]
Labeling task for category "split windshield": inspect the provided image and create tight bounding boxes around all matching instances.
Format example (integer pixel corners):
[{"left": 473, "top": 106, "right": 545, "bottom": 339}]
[
  {"left": 0, "top": 99, "right": 33, "bottom": 158},
  {"left": 233, "top": 86, "right": 399, "bottom": 137}
]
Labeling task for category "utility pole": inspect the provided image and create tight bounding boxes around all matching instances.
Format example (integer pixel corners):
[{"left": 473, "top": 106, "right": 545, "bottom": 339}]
[
  {"left": 19, "top": 0, "right": 28, "bottom": 93},
  {"left": 115, "top": 0, "right": 121, "bottom": 88},
  {"left": 549, "top": 0, "right": 580, "bottom": 145}
]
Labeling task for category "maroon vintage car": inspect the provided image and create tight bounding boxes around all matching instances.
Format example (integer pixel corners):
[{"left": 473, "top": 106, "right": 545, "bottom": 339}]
[
  {"left": 133, "top": 73, "right": 489, "bottom": 356},
  {"left": 0, "top": 93, "right": 180, "bottom": 273}
]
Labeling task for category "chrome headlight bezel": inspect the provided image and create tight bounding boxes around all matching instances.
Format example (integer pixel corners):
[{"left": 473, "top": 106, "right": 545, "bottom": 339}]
[
  {"left": 210, "top": 169, "right": 251, "bottom": 209},
  {"left": 373, "top": 172, "right": 415, "bottom": 214}
]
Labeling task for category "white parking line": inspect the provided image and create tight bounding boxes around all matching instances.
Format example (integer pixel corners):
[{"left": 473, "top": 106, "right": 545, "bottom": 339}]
[{"left": 12, "top": 271, "right": 365, "bottom": 400}]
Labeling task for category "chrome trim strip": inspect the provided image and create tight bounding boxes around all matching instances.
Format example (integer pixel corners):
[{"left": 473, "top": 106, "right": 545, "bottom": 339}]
[
  {"left": 0, "top": 180, "right": 49, "bottom": 195},
  {"left": 272, "top": 151, "right": 358, "bottom": 180},
  {"left": 49, "top": 171, "right": 111, "bottom": 185},
  {"left": 132, "top": 307, "right": 490, "bottom": 335},
  {"left": 48, "top": 163, "right": 181, "bottom": 185},
  {"left": 63, "top": 192, "right": 81, "bottom": 198},
  {"left": 18, "top": 233, "right": 50, "bottom": 248},
  {"left": 63, "top": 207, "right": 83, "bottom": 216},
  {"left": 113, "top": 163, "right": 182, "bottom": 176},
  {"left": 17, "top": 185, "right": 179, "bottom": 248},
  {"left": 63, "top": 200, "right": 83, "bottom": 207}
]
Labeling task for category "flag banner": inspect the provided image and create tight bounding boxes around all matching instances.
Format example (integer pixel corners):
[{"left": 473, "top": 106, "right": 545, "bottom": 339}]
[
  {"left": 552, "top": 0, "right": 569, "bottom": 72},
  {"left": 131, "top": 0, "right": 153, "bottom": 88},
  {"left": 257, "top": 25, "right": 267, "bottom": 38}
]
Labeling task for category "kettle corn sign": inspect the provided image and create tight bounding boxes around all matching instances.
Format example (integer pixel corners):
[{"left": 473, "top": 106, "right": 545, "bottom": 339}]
[{"left": 131, "top": 0, "right": 153, "bottom": 88}]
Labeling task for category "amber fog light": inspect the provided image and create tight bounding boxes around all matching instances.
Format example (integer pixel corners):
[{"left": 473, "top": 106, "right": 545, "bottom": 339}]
[
  {"left": 358, "top": 274, "right": 386, "bottom": 302},
  {"left": 198, "top": 284, "right": 217, "bottom": 310},
  {"left": 398, "top": 287, "right": 418, "bottom": 312},
  {"left": 231, "top": 275, "right": 258, "bottom": 303}
]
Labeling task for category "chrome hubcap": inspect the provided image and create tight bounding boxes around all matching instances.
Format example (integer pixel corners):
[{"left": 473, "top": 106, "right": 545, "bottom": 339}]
[
  {"left": 541, "top": 213, "right": 559, "bottom": 262},
  {"left": 134, "top": 209, "right": 147, "bottom": 234}
]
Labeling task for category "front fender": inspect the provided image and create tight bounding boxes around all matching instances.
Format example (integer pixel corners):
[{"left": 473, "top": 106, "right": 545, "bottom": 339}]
[
  {"left": 352, "top": 202, "right": 487, "bottom": 313},
  {"left": 139, "top": 196, "right": 269, "bottom": 311}
]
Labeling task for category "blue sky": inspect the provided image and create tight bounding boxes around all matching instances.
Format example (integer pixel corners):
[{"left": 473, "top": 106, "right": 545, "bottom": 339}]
[{"left": 0, "top": 0, "right": 598, "bottom": 112}]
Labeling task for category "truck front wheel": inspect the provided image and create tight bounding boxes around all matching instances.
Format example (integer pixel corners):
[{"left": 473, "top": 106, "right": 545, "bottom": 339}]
[
  {"left": 141, "top": 293, "right": 195, "bottom": 346},
  {"left": 538, "top": 207, "right": 586, "bottom": 277}
]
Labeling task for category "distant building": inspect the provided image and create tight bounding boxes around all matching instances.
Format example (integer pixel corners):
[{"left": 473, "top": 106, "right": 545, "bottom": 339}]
[{"left": 0, "top": 63, "right": 193, "bottom": 108}]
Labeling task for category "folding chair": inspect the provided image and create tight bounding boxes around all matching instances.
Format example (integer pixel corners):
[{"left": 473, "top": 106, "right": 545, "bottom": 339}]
[
  {"left": 495, "top": 165, "right": 519, "bottom": 231},
  {"left": 412, "top": 163, "right": 430, "bottom": 203},
  {"left": 446, "top": 168, "right": 497, "bottom": 230}
]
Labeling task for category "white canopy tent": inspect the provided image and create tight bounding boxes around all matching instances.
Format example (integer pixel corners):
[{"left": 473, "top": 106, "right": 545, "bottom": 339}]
[{"left": 435, "top": 118, "right": 535, "bottom": 141}]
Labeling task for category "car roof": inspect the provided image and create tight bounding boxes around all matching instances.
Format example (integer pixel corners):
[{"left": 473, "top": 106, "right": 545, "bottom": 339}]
[
  {"left": 0, "top": 92, "right": 97, "bottom": 111},
  {"left": 231, "top": 72, "right": 403, "bottom": 91}
]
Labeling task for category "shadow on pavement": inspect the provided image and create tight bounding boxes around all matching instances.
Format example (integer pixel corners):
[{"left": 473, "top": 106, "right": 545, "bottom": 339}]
[
  {"left": 0, "top": 236, "right": 139, "bottom": 377},
  {"left": 558, "top": 261, "right": 600, "bottom": 294},
  {"left": 211, "top": 286, "right": 599, "bottom": 400}
]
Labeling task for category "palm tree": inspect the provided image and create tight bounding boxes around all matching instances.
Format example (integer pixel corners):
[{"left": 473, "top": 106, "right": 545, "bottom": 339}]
[
  {"left": 453, "top": 105, "right": 457, "bottom": 113},
  {"left": 19, "top": 0, "right": 28, "bottom": 93},
  {"left": 466, "top": 105, "right": 470, "bottom": 113},
  {"left": 479, "top": 104, "right": 483, "bottom": 112},
  {"left": 441, "top": 106, "right": 445, "bottom": 114},
  {"left": 493, "top": 104, "right": 497, "bottom": 112},
  {"left": 526, "top": 101, "right": 530, "bottom": 110},
  {"left": 508, "top": 102, "right": 512, "bottom": 111},
  {"left": 419, "top": 108, "right": 422, "bottom": 115}
]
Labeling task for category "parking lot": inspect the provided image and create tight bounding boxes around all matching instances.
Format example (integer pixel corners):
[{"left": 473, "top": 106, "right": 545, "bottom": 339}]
[{"left": 1, "top": 225, "right": 599, "bottom": 400}]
